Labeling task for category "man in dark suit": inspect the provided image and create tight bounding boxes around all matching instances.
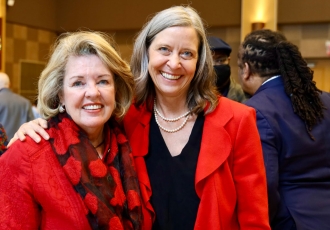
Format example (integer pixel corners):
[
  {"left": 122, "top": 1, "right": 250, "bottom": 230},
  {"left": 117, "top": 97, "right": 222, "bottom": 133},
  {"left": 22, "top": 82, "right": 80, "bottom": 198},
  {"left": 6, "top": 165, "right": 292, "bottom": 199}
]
[
  {"left": 0, "top": 72, "right": 35, "bottom": 139},
  {"left": 238, "top": 29, "right": 330, "bottom": 229}
]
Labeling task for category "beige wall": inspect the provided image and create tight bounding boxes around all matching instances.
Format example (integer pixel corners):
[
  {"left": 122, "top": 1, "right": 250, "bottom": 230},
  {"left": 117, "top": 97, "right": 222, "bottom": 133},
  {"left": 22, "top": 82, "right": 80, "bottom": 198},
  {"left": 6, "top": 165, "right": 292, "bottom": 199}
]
[
  {"left": 6, "top": 0, "right": 330, "bottom": 33},
  {"left": 6, "top": 0, "right": 241, "bottom": 32},
  {"left": 279, "top": 23, "right": 330, "bottom": 58},
  {"left": 5, "top": 22, "right": 57, "bottom": 95}
]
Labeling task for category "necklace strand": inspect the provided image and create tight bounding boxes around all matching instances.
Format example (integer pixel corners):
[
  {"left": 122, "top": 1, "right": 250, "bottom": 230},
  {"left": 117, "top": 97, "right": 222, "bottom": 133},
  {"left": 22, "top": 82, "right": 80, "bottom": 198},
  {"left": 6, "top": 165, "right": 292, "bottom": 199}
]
[
  {"left": 93, "top": 139, "right": 104, "bottom": 148},
  {"left": 154, "top": 99, "right": 191, "bottom": 122},
  {"left": 154, "top": 111, "right": 189, "bottom": 133},
  {"left": 153, "top": 99, "right": 191, "bottom": 133}
]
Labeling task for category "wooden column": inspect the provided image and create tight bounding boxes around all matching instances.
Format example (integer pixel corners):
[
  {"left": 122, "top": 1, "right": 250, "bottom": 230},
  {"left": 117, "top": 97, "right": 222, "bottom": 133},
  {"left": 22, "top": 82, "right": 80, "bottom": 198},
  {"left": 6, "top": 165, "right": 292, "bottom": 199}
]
[{"left": 241, "top": 0, "right": 278, "bottom": 42}]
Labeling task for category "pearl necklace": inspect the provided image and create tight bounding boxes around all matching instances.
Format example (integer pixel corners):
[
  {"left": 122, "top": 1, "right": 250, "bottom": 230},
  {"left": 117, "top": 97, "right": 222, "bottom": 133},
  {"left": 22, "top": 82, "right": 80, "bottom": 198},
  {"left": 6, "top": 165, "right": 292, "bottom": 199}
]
[
  {"left": 153, "top": 99, "right": 191, "bottom": 133},
  {"left": 154, "top": 99, "right": 191, "bottom": 122}
]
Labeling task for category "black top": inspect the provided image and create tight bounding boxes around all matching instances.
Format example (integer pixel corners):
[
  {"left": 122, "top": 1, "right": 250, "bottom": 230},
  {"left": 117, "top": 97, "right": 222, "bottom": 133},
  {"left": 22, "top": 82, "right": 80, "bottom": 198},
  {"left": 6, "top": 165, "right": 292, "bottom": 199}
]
[{"left": 146, "top": 113, "right": 204, "bottom": 230}]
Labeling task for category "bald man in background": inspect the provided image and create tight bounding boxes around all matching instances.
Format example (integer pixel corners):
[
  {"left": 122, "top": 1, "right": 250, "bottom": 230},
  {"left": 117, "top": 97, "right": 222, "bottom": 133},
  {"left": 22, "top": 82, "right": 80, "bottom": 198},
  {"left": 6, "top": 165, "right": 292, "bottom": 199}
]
[{"left": 0, "top": 72, "right": 35, "bottom": 140}]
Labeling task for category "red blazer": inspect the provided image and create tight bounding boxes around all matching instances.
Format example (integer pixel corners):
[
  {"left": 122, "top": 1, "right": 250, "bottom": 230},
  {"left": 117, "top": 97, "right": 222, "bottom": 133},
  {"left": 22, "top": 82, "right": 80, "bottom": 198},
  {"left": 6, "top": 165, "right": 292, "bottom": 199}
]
[
  {"left": 0, "top": 136, "right": 145, "bottom": 230},
  {"left": 124, "top": 97, "right": 271, "bottom": 230},
  {"left": 0, "top": 139, "right": 93, "bottom": 230}
]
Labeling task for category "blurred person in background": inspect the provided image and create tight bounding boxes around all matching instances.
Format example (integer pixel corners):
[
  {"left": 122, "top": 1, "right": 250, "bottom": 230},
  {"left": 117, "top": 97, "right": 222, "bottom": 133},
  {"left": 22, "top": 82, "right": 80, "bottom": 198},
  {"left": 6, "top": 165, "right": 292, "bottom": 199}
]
[
  {"left": 0, "top": 72, "right": 35, "bottom": 139},
  {"left": 208, "top": 36, "right": 247, "bottom": 103},
  {"left": 238, "top": 29, "right": 330, "bottom": 230},
  {"left": 32, "top": 99, "right": 42, "bottom": 118}
]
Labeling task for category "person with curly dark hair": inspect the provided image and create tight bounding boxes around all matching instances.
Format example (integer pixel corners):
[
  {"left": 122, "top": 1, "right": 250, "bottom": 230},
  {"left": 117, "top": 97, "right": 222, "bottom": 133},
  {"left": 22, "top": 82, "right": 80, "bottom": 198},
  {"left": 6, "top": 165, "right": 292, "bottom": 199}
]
[{"left": 238, "top": 29, "right": 330, "bottom": 230}]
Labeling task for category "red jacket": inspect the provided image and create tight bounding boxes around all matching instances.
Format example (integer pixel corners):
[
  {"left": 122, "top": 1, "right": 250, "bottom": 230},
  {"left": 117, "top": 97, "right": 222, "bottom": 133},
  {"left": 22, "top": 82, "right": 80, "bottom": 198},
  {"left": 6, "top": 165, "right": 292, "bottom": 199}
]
[
  {"left": 124, "top": 97, "right": 271, "bottom": 230},
  {"left": 0, "top": 139, "right": 92, "bottom": 229},
  {"left": 0, "top": 133, "right": 143, "bottom": 230}
]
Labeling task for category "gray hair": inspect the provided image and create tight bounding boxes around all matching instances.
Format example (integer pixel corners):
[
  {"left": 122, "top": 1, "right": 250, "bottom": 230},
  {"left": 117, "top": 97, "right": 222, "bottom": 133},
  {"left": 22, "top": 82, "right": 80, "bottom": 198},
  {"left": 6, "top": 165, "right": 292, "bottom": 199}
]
[{"left": 130, "top": 5, "right": 218, "bottom": 114}]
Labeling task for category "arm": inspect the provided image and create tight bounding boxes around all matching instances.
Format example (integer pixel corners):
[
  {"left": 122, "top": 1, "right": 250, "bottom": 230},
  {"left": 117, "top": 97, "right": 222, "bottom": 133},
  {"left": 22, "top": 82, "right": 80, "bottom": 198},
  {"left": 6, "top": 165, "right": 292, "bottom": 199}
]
[
  {"left": 7, "top": 118, "right": 49, "bottom": 147},
  {"left": 0, "top": 145, "right": 40, "bottom": 229},
  {"left": 255, "top": 110, "right": 292, "bottom": 228},
  {"left": 232, "top": 108, "right": 270, "bottom": 229}
]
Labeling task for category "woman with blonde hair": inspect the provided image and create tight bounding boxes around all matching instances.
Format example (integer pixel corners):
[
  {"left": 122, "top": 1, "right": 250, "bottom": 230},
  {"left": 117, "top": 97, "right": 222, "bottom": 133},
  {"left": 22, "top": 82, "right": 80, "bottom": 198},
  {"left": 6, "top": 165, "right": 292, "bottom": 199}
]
[{"left": 0, "top": 31, "right": 143, "bottom": 230}]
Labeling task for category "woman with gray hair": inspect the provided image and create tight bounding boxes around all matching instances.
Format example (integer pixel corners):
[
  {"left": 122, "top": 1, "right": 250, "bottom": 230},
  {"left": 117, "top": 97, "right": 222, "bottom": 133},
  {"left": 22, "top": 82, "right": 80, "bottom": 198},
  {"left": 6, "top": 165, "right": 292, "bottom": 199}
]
[
  {"left": 0, "top": 31, "right": 143, "bottom": 229},
  {"left": 125, "top": 6, "right": 270, "bottom": 229},
  {"left": 11, "top": 6, "right": 270, "bottom": 230}
]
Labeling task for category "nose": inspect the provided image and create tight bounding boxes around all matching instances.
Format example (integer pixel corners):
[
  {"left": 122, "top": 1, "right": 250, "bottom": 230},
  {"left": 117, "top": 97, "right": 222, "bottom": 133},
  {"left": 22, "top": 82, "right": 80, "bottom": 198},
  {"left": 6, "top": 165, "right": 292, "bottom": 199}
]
[
  {"left": 167, "top": 54, "right": 181, "bottom": 69},
  {"left": 85, "top": 82, "right": 100, "bottom": 98}
]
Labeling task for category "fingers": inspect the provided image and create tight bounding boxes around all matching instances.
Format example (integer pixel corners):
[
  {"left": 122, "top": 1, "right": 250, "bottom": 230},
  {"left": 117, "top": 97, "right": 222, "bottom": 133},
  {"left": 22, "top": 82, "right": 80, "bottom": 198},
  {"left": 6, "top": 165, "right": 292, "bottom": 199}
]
[
  {"left": 10, "top": 119, "right": 50, "bottom": 145},
  {"left": 7, "top": 133, "right": 20, "bottom": 147},
  {"left": 36, "top": 118, "right": 48, "bottom": 129},
  {"left": 26, "top": 120, "right": 50, "bottom": 142}
]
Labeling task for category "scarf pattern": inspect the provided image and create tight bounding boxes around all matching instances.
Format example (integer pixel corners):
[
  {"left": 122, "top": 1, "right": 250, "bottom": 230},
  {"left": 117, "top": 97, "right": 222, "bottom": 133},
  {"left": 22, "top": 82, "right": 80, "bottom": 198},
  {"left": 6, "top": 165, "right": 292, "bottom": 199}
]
[
  {"left": 48, "top": 113, "right": 142, "bottom": 230},
  {"left": 0, "top": 124, "right": 8, "bottom": 155}
]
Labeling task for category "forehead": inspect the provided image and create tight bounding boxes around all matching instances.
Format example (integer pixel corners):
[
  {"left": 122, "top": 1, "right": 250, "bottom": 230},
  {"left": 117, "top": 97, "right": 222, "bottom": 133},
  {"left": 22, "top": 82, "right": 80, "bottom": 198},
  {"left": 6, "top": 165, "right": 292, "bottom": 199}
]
[
  {"left": 212, "top": 50, "right": 229, "bottom": 57},
  {"left": 152, "top": 26, "right": 199, "bottom": 47}
]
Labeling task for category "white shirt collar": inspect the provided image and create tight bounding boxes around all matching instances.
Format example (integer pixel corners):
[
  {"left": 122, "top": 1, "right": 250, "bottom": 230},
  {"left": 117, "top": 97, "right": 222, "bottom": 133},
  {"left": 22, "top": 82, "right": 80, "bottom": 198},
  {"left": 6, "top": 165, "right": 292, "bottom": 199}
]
[{"left": 262, "top": 75, "right": 281, "bottom": 86}]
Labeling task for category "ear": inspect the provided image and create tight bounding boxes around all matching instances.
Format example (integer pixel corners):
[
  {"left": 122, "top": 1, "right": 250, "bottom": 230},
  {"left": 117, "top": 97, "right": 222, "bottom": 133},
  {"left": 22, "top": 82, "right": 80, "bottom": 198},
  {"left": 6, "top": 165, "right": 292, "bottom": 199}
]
[{"left": 242, "top": 62, "right": 251, "bottom": 81}]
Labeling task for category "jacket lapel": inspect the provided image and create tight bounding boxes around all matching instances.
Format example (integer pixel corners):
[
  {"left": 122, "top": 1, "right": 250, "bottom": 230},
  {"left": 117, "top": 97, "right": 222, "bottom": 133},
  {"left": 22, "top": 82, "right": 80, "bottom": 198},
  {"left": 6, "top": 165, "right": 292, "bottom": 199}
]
[{"left": 195, "top": 97, "right": 234, "bottom": 196}]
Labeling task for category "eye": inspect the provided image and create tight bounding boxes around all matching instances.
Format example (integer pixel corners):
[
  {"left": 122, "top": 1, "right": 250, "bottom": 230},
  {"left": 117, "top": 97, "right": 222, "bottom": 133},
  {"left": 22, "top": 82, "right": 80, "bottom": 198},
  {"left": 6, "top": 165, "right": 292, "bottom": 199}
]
[
  {"left": 98, "top": 79, "right": 109, "bottom": 85},
  {"left": 214, "top": 57, "right": 228, "bottom": 65},
  {"left": 158, "top": 46, "right": 171, "bottom": 55},
  {"left": 181, "top": 51, "right": 194, "bottom": 60},
  {"left": 72, "top": 81, "right": 84, "bottom": 87}
]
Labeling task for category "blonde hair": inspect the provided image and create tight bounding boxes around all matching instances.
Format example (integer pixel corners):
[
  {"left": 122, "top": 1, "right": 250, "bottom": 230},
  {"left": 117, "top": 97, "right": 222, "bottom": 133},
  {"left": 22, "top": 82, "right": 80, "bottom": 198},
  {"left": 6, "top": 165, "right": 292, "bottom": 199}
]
[
  {"left": 130, "top": 5, "right": 218, "bottom": 114},
  {"left": 38, "top": 31, "right": 134, "bottom": 120}
]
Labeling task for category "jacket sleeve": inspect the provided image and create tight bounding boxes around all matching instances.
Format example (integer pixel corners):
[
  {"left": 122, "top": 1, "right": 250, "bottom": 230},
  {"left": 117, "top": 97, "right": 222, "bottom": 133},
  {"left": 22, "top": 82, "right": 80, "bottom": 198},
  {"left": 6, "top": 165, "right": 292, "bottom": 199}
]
[
  {"left": 0, "top": 144, "right": 40, "bottom": 229},
  {"left": 255, "top": 110, "right": 293, "bottom": 228},
  {"left": 232, "top": 108, "right": 270, "bottom": 229}
]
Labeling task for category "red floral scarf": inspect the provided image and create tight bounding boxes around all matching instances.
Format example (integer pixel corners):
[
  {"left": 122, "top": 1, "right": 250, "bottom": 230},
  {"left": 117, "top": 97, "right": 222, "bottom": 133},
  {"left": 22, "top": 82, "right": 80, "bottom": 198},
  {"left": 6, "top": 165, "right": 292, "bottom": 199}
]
[{"left": 48, "top": 113, "right": 142, "bottom": 230}]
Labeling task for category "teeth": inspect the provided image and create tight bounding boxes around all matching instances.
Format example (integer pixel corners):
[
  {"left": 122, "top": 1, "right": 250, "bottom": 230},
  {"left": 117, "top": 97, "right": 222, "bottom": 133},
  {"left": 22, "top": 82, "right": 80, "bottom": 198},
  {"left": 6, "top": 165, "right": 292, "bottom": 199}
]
[
  {"left": 83, "top": 105, "right": 102, "bottom": 110},
  {"left": 161, "top": 72, "right": 181, "bottom": 80}
]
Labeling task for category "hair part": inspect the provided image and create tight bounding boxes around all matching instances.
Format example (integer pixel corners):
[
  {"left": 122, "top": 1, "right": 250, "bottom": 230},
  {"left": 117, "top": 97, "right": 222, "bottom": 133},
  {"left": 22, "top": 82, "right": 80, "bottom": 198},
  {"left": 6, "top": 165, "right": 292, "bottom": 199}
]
[
  {"left": 38, "top": 31, "right": 135, "bottom": 121},
  {"left": 130, "top": 5, "right": 218, "bottom": 114},
  {"left": 240, "top": 29, "right": 326, "bottom": 139}
]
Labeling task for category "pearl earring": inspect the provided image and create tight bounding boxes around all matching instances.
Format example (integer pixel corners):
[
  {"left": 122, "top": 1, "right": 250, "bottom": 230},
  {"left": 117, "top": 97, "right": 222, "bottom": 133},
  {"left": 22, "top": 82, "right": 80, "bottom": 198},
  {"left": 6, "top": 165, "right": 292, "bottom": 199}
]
[{"left": 59, "top": 104, "right": 65, "bottom": 113}]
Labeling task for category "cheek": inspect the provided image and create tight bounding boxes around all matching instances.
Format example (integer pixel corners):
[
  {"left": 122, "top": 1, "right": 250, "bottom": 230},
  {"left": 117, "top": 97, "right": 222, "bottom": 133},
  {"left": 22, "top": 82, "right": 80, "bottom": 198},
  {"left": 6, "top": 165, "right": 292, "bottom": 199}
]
[
  {"left": 187, "top": 62, "right": 197, "bottom": 77},
  {"left": 105, "top": 90, "right": 116, "bottom": 105}
]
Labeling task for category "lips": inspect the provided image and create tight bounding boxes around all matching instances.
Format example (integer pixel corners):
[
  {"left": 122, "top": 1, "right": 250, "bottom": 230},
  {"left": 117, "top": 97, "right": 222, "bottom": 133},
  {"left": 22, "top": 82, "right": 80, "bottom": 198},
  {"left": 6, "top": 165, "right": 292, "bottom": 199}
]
[
  {"left": 161, "top": 71, "right": 181, "bottom": 80},
  {"left": 82, "top": 104, "right": 102, "bottom": 110}
]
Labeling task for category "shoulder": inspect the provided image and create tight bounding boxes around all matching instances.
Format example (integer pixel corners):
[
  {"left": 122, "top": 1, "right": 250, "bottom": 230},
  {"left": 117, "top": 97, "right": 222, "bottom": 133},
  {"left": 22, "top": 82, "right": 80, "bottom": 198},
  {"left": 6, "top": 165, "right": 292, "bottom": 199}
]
[
  {"left": 205, "top": 96, "right": 256, "bottom": 130},
  {"left": 217, "top": 96, "right": 256, "bottom": 116},
  {"left": 2, "top": 137, "right": 51, "bottom": 166},
  {"left": 320, "top": 91, "right": 330, "bottom": 105}
]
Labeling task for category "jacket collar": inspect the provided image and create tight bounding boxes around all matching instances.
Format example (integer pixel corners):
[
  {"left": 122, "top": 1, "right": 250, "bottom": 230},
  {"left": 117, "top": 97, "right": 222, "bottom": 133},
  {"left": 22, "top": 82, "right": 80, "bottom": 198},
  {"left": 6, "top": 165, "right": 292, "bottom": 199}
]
[
  {"left": 195, "top": 97, "right": 233, "bottom": 191},
  {"left": 254, "top": 76, "right": 283, "bottom": 95}
]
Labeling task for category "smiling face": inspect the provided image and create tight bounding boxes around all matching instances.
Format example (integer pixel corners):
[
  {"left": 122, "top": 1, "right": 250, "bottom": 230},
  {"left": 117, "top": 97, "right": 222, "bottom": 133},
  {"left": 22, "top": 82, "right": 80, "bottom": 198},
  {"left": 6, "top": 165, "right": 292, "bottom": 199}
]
[
  {"left": 59, "top": 54, "right": 115, "bottom": 137},
  {"left": 147, "top": 26, "right": 199, "bottom": 99}
]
